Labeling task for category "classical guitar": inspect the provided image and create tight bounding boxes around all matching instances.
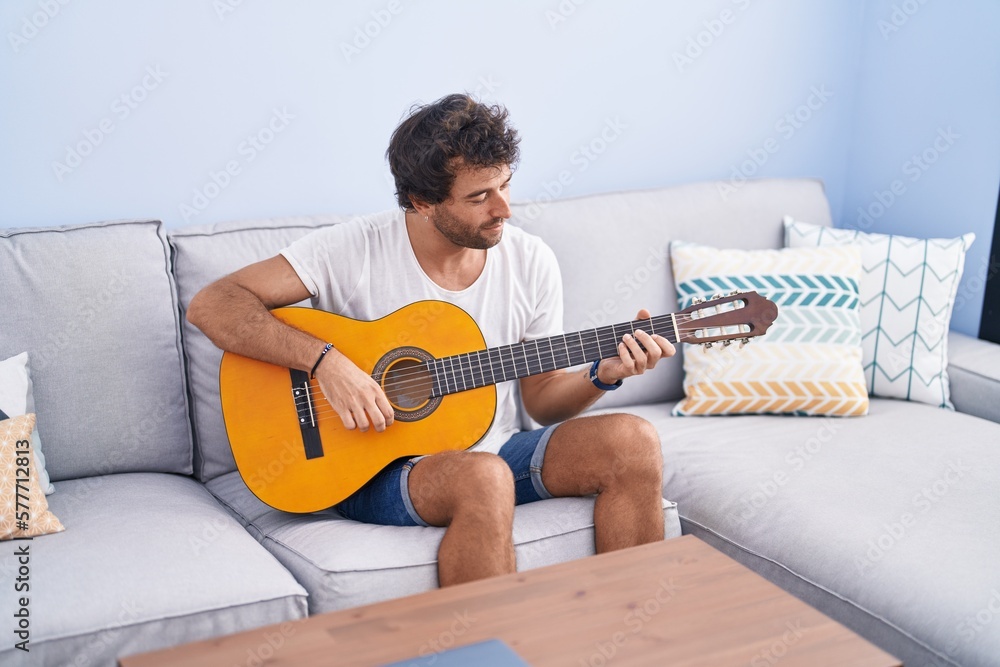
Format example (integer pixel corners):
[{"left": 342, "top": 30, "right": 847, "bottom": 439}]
[{"left": 220, "top": 291, "right": 777, "bottom": 512}]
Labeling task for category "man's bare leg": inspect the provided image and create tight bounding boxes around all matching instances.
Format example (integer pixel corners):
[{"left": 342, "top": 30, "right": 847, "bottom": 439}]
[
  {"left": 407, "top": 450, "right": 516, "bottom": 586},
  {"left": 540, "top": 413, "right": 664, "bottom": 552}
]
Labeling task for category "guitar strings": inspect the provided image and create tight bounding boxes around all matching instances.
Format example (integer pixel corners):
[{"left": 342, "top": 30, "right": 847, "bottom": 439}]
[
  {"left": 288, "top": 315, "right": 723, "bottom": 405},
  {"left": 290, "top": 319, "right": 750, "bottom": 412},
  {"left": 290, "top": 316, "right": 747, "bottom": 405}
]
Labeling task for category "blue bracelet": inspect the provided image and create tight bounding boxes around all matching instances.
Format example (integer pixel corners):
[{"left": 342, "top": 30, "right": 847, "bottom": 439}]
[{"left": 589, "top": 360, "right": 622, "bottom": 391}]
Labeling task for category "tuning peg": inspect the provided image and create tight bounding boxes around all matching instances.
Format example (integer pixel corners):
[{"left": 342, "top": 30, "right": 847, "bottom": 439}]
[
  {"left": 730, "top": 290, "right": 740, "bottom": 296},
  {"left": 722, "top": 339, "right": 732, "bottom": 346},
  {"left": 691, "top": 297, "right": 704, "bottom": 305},
  {"left": 711, "top": 293, "right": 723, "bottom": 301},
  {"left": 738, "top": 337, "right": 751, "bottom": 348},
  {"left": 704, "top": 342, "right": 714, "bottom": 349}
]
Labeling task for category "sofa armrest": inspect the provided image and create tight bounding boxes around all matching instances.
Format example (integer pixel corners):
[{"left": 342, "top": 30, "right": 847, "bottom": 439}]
[{"left": 948, "top": 331, "right": 1000, "bottom": 425}]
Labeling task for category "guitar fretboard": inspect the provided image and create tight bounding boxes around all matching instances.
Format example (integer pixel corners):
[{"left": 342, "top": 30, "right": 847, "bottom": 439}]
[{"left": 426, "top": 315, "right": 678, "bottom": 397}]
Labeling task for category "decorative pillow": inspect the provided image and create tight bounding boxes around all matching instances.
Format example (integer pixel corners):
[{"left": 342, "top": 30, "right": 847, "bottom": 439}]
[
  {"left": 784, "top": 217, "right": 974, "bottom": 409},
  {"left": 670, "top": 242, "right": 869, "bottom": 416},
  {"left": 0, "top": 353, "right": 54, "bottom": 494},
  {"left": 1, "top": 413, "right": 65, "bottom": 539}
]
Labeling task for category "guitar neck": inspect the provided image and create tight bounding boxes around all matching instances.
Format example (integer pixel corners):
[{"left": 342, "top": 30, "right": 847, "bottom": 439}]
[{"left": 428, "top": 314, "right": 679, "bottom": 397}]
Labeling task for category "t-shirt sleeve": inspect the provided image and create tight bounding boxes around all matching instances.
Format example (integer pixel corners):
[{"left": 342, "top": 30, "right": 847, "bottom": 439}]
[
  {"left": 279, "top": 222, "right": 368, "bottom": 311},
  {"left": 523, "top": 239, "right": 564, "bottom": 340}
]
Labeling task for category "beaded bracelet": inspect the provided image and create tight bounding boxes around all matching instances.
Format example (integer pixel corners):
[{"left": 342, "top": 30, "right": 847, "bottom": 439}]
[{"left": 310, "top": 343, "right": 334, "bottom": 378}]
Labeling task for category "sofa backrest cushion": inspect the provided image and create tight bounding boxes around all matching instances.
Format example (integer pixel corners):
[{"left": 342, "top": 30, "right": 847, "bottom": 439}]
[
  {"left": 509, "top": 178, "right": 833, "bottom": 411},
  {"left": 0, "top": 220, "right": 193, "bottom": 480},
  {"left": 168, "top": 215, "right": 352, "bottom": 482}
]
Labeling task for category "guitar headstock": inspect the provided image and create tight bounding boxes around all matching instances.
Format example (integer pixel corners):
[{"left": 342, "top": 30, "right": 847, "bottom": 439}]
[{"left": 675, "top": 291, "right": 778, "bottom": 348}]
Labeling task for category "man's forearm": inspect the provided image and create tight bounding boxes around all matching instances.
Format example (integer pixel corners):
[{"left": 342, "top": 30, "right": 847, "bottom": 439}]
[
  {"left": 187, "top": 279, "right": 328, "bottom": 372},
  {"left": 523, "top": 364, "right": 614, "bottom": 425}
]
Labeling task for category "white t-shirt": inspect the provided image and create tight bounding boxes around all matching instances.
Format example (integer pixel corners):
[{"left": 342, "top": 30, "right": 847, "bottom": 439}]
[{"left": 280, "top": 209, "right": 564, "bottom": 454}]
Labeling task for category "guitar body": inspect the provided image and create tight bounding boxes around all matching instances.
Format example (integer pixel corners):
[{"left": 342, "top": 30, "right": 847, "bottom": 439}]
[{"left": 220, "top": 301, "right": 496, "bottom": 513}]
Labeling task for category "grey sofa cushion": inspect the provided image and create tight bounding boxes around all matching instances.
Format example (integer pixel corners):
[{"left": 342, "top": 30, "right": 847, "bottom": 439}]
[
  {"left": 595, "top": 399, "right": 1000, "bottom": 667},
  {"left": 510, "top": 178, "right": 833, "bottom": 412},
  {"left": 207, "top": 470, "right": 681, "bottom": 614},
  {"left": 948, "top": 331, "right": 1000, "bottom": 425},
  {"left": 168, "top": 215, "right": 352, "bottom": 481},
  {"left": 0, "top": 220, "right": 192, "bottom": 480},
  {"left": 0, "top": 473, "right": 308, "bottom": 667}
]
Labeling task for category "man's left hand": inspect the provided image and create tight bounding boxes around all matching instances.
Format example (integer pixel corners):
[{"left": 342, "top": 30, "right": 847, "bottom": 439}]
[{"left": 596, "top": 308, "right": 676, "bottom": 385}]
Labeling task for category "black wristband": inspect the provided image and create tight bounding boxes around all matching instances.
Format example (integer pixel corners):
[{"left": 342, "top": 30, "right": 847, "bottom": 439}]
[{"left": 310, "top": 343, "right": 334, "bottom": 378}]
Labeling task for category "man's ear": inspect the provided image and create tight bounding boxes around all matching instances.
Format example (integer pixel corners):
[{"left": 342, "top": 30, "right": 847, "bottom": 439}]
[{"left": 409, "top": 198, "right": 434, "bottom": 219}]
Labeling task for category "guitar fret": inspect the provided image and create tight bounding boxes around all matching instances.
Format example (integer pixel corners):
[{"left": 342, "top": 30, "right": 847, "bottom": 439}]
[
  {"left": 512, "top": 343, "right": 529, "bottom": 378},
  {"left": 500, "top": 346, "right": 517, "bottom": 381},
  {"left": 581, "top": 329, "right": 602, "bottom": 360},
  {"left": 473, "top": 351, "right": 485, "bottom": 389},
  {"left": 463, "top": 353, "right": 476, "bottom": 390},
  {"left": 544, "top": 337, "right": 557, "bottom": 370},
  {"left": 567, "top": 335, "right": 587, "bottom": 366},
  {"left": 556, "top": 335, "right": 572, "bottom": 368},
  {"left": 532, "top": 339, "right": 543, "bottom": 375},
  {"left": 447, "top": 356, "right": 459, "bottom": 394},
  {"left": 428, "top": 359, "right": 441, "bottom": 397},
  {"left": 490, "top": 348, "right": 506, "bottom": 382}
]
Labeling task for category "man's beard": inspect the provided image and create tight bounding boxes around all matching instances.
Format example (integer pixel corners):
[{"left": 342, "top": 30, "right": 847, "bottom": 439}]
[{"left": 430, "top": 208, "right": 504, "bottom": 250}]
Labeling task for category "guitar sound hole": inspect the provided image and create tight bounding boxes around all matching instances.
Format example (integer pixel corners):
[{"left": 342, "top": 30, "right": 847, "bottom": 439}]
[{"left": 383, "top": 358, "right": 434, "bottom": 411}]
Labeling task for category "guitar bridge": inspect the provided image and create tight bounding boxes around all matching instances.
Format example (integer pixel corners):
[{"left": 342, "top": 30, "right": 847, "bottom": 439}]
[{"left": 290, "top": 369, "right": 324, "bottom": 460}]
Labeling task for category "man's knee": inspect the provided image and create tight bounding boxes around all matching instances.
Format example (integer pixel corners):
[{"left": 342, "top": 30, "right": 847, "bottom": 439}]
[
  {"left": 457, "top": 452, "right": 515, "bottom": 498},
  {"left": 412, "top": 451, "right": 514, "bottom": 520},
  {"left": 601, "top": 414, "right": 663, "bottom": 486}
]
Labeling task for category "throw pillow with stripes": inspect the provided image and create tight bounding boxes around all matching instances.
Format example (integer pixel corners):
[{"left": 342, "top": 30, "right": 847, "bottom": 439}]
[{"left": 670, "top": 242, "right": 869, "bottom": 416}]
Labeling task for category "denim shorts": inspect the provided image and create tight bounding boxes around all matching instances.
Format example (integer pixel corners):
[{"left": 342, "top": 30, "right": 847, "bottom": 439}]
[{"left": 334, "top": 425, "right": 557, "bottom": 527}]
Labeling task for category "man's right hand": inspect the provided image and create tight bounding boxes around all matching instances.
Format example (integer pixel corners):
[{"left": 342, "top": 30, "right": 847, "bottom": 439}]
[{"left": 315, "top": 349, "right": 396, "bottom": 433}]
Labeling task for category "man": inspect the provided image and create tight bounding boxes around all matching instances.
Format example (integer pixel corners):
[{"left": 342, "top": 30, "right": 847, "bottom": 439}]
[{"left": 188, "top": 93, "right": 675, "bottom": 587}]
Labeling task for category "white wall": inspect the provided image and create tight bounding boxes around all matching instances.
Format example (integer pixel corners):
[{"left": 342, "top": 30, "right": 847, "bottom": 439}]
[{"left": 1, "top": 0, "right": 996, "bottom": 333}]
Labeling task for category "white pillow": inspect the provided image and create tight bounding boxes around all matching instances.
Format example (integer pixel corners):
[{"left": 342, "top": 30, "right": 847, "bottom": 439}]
[
  {"left": 0, "top": 352, "right": 55, "bottom": 494},
  {"left": 784, "top": 217, "right": 974, "bottom": 409}
]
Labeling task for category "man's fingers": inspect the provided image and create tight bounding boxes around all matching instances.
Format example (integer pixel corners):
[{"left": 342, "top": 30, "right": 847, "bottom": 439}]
[
  {"left": 622, "top": 334, "right": 646, "bottom": 372},
  {"left": 375, "top": 393, "right": 396, "bottom": 430},
  {"left": 353, "top": 407, "right": 371, "bottom": 433},
  {"left": 632, "top": 330, "right": 659, "bottom": 369},
  {"left": 653, "top": 334, "right": 676, "bottom": 357}
]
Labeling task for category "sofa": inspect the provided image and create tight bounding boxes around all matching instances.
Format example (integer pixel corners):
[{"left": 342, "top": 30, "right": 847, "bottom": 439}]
[{"left": 1, "top": 178, "right": 997, "bottom": 667}]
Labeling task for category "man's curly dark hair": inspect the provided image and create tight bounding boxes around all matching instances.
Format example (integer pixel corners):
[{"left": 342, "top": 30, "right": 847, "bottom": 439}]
[{"left": 386, "top": 93, "right": 520, "bottom": 210}]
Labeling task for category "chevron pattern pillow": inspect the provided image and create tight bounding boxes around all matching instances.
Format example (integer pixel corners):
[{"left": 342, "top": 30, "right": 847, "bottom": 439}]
[
  {"left": 784, "top": 218, "right": 975, "bottom": 409},
  {"left": 670, "top": 242, "right": 869, "bottom": 416}
]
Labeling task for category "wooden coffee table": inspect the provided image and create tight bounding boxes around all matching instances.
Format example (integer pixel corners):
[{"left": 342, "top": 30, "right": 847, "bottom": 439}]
[{"left": 120, "top": 535, "right": 900, "bottom": 666}]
